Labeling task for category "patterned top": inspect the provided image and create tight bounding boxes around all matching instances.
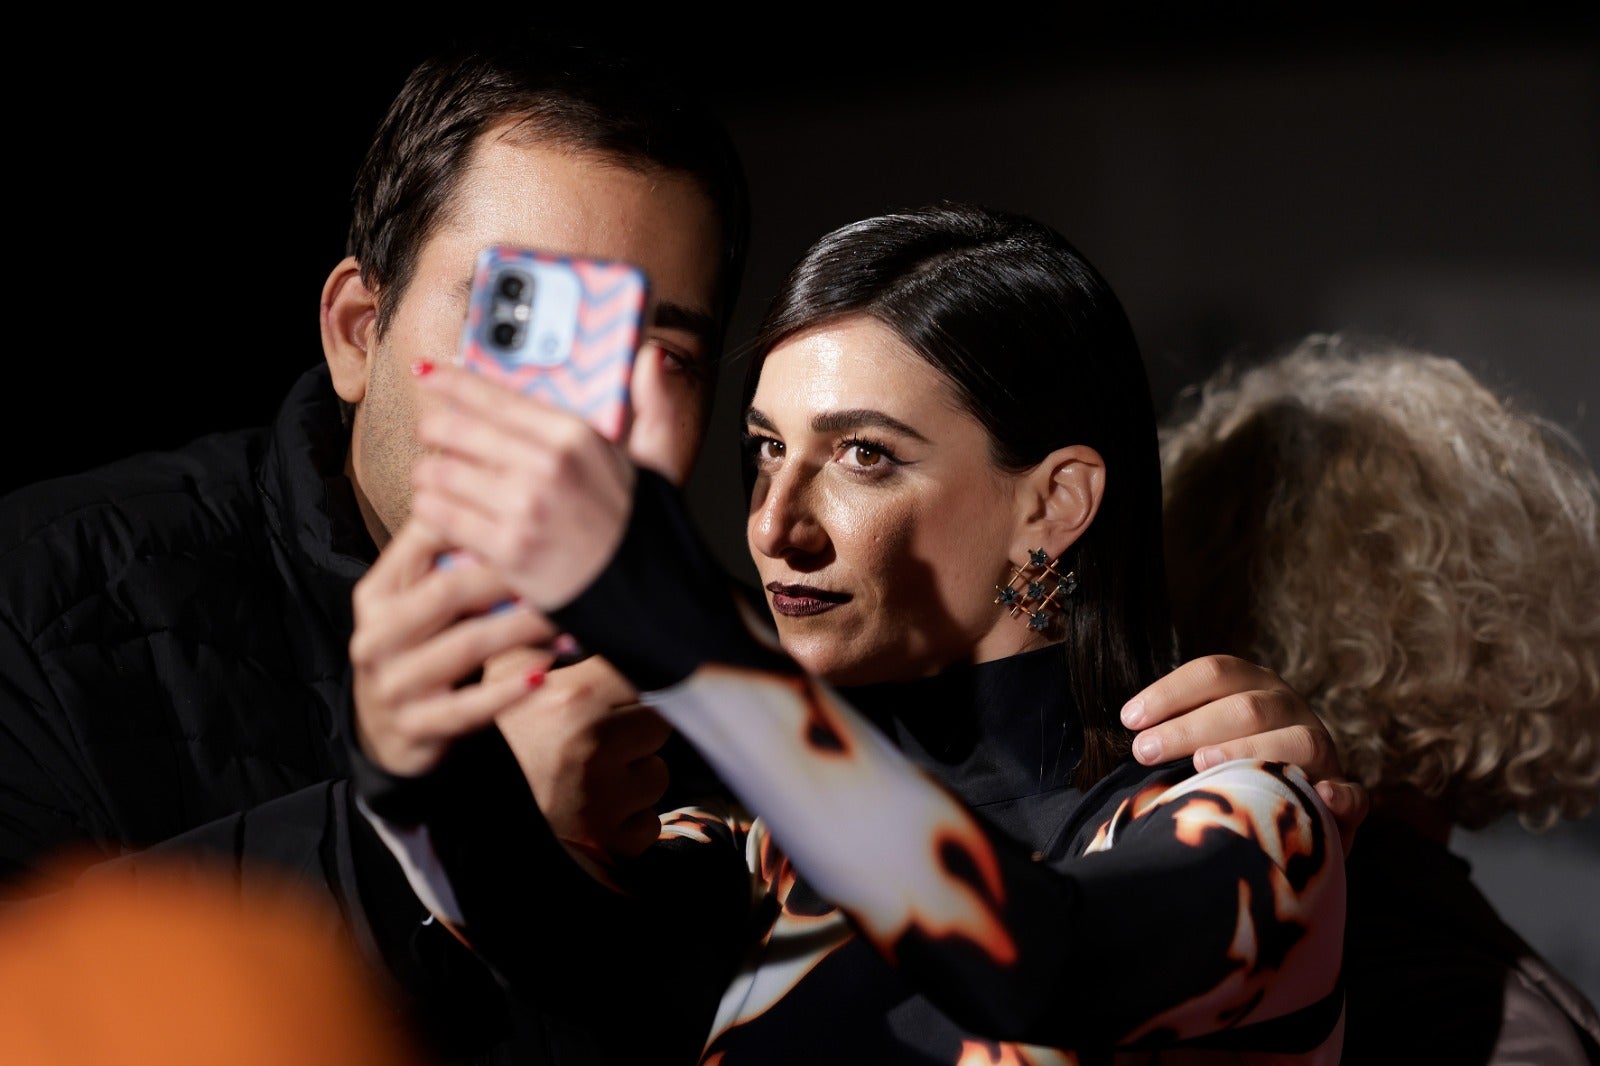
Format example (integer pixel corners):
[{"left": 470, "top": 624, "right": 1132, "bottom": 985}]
[{"left": 357, "top": 470, "right": 1345, "bottom": 1065}]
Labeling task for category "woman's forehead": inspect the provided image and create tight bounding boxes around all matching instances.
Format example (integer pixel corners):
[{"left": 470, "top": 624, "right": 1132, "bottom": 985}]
[{"left": 753, "top": 319, "right": 952, "bottom": 415}]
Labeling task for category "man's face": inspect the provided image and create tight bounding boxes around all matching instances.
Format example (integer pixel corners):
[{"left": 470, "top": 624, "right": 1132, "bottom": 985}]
[{"left": 350, "top": 123, "right": 725, "bottom": 544}]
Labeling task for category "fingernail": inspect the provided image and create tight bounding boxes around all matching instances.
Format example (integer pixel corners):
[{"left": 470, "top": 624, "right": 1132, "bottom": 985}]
[
  {"left": 411, "top": 359, "right": 435, "bottom": 377},
  {"left": 525, "top": 668, "right": 547, "bottom": 690},
  {"left": 1120, "top": 698, "right": 1145, "bottom": 728},
  {"left": 1131, "top": 732, "right": 1161, "bottom": 763},
  {"left": 1316, "top": 781, "right": 1343, "bottom": 812},
  {"left": 1195, "top": 747, "right": 1221, "bottom": 771}
]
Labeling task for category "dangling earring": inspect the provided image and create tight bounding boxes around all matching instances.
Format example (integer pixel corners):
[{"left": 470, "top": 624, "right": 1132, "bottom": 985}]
[{"left": 995, "top": 548, "right": 1076, "bottom": 634}]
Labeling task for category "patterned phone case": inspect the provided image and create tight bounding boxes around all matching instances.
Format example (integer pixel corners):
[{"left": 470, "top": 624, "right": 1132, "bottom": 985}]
[{"left": 456, "top": 244, "right": 650, "bottom": 442}]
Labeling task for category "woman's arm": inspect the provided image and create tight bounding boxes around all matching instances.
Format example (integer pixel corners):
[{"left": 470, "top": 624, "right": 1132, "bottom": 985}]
[
  {"left": 345, "top": 518, "right": 747, "bottom": 1059},
  {"left": 533, "top": 459, "right": 1347, "bottom": 1053},
  {"left": 408, "top": 363, "right": 1346, "bottom": 1053}
]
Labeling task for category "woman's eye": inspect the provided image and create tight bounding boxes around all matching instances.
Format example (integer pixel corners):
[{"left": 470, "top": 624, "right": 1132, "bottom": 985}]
[
  {"left": 836, "top": 439, "right": 905, "bottom": 471},
  {"left": 844, "top": 443, "right": 882, "bottom": 467},
  {"left": 740, "top": 432, "right": 784, "bottom": 467}
]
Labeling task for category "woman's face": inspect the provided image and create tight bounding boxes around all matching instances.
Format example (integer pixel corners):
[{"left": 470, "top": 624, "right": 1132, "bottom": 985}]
[{"left": 745, "top": 315, "right": 1045, "bottom": 686}]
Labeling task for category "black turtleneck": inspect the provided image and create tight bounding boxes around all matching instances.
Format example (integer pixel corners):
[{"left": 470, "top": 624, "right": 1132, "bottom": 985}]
[{"left": 837, "top": 645, "right": 1088, "bottom": 848}]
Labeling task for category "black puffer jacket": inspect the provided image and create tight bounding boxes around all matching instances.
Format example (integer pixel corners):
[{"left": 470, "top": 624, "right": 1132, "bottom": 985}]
[
  {"left": 0, "top": 364, "right": 366, "bottom": 885},
  {"left": 0, "top": 364, "right": 552, "bottom": 1063}
]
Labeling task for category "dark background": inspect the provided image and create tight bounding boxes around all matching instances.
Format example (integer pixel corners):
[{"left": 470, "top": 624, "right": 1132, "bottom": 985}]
[{"left": 14, "top": 13, "right": 1600, "bottom": 997}]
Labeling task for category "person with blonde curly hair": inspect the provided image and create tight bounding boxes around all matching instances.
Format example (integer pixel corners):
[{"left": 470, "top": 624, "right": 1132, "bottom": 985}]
[{"left": 1160, "top": 332, "right": 1600, "bottom": 1064}]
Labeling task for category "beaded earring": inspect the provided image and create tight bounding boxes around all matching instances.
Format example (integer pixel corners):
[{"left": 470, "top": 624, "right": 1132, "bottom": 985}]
[{"left": 994, "top": 548, "right": 1076, "bottom": 634}]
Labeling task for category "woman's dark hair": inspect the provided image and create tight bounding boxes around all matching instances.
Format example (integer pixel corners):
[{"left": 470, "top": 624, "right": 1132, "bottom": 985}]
[{"left": 741, "top": 201, "right": 1175, "bottom": 787}]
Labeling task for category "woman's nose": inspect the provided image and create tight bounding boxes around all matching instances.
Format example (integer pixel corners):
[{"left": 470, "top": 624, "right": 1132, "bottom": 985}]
[{"left": 748, "top": 468, "right": 827, "bottom": 561}]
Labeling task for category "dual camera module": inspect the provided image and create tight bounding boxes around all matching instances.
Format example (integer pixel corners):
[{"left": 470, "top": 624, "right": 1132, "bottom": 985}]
[
  {"left": 489, "top": 270, "right": 534, "bottom": 349},
  {"left": 479, "top": 261, "right": 581, "bottom": 369}
]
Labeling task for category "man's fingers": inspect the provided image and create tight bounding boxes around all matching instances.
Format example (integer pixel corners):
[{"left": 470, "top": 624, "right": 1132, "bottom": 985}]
[
  {"left": 1315, "top": 780, "right": 1370, "bottom": 858},
  {"left": 1122, "top": 654, "right": 1286, "bottom": 729},
  {"left": 1130, "top": 690, "right": 1294, "bottom": 765},
  {"left": 481, "top": 644, "right": 559, "bottom": 686},
  {"left": 378, "top": 666, "right": 541, "bottom": 776},
  {"left": 1187, "top": 721, "right": 1326, "bottom": 771},
  {"left": 352, "top": 569, "right": 550, "bottom": 675},
  {"left": 412, "top": 606, "right": 554, "bottom": 692},
  {"left": 1195, "top": 720, "right": 1341, "bottom": 784},
  {"left": 350, "top": 534, "right": 524, "bottom": 659},
  {"left": 365, "top": 519, "right": 450, "bottom": 585}
]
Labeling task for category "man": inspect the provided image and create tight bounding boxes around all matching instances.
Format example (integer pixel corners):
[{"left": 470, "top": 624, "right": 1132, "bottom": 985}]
[
  {"left": 0, "top": 25, "right": 1359, "bottom": 1066},
  {"left": 1, "top": 30, "right": 748, "bottom": 1063}
]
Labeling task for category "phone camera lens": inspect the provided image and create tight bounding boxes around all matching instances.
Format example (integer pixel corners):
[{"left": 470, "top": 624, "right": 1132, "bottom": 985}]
[
  {"left": 498, "top": 274, "right": 527, "bottom": 300},
  {"left": 492, "top": 322, "right": 519, "bottom": 347}
]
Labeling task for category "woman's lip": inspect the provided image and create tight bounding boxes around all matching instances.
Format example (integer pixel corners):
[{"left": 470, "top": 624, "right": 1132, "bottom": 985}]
[{"left": 766, "top": 583, "right": 850, "bottom": 617}]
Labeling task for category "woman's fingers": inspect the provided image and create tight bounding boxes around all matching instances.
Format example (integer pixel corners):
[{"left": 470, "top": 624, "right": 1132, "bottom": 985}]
[{"left": 411, "top": 363, "right": 636, "bottom": 610}]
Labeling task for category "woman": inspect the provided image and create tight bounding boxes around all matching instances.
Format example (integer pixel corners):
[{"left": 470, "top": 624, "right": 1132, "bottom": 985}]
[
  {"left": 1160, "top": 333, "right": 1600, "bottom": 1064},
  {"left": 353, "top": 203, "right": 1346, "bottom": 1062}
]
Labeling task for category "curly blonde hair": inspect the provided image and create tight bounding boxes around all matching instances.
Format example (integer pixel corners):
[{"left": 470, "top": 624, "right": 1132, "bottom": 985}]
[{"left": 1160, "top": 333, "right": 1600, "bottom": 831}]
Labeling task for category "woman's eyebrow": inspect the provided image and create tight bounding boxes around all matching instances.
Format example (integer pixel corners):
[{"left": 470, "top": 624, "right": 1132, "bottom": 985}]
[{"left": 744, "top": 406, "right": 928, "bottom": 442}]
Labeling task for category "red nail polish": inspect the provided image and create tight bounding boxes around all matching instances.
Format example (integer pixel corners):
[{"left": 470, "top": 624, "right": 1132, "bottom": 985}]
[
  {"left": 411, "top": 359, "right": 435, "bottom": 377},
  {"left": 525, "top": 668, "right": 547, "bottom": 690}
]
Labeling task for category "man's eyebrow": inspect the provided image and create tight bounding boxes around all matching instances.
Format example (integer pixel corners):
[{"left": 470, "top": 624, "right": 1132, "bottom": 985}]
[
  {"left": 653, "top": 301, "right": 719, "bottom": 344},
  {"left": 744, "top": 406, "right": 930, "bottom": 442}
]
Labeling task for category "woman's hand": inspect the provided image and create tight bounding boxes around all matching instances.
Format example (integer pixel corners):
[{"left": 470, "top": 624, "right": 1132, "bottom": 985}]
[
  {"left": 350, "top": 518, "right": 555, "bottom": 777},
  {"left": 411, "top": 361, "right": 637, "bottom": 612},
  {"left": 488, "top": 650, "right": 673, "bottom": 862}
]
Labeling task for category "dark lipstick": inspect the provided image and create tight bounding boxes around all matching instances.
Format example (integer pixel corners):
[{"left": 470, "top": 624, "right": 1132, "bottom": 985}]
[{"left": 766, "top": 582, "right": 851, "bottom": 617}]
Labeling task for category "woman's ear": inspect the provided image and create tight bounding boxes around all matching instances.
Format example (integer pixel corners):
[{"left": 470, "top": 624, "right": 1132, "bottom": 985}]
[
  {"left": 320, "top": 256, "right": 379, "bottom": 404},
  {"left": 1013, "top": 444, "right": 1106, "bottom": 561}
]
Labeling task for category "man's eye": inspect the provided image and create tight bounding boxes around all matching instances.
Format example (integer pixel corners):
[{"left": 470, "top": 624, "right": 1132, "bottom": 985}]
[{"left": 653, "top": 344, "right": 708, "bottom": 382}]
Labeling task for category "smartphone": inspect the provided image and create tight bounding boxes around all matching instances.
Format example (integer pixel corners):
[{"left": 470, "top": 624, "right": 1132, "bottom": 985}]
[
  {"left": 437, "top": 245, "right": 650, "bottom": 625},
  {"left": 456, "top": 244, "right": 650, "bottom": 441}
]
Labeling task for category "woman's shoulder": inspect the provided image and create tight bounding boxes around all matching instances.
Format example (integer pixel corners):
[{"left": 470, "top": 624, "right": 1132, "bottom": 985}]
[{"left": 1053, "top": 756, "right": 1331, "bottom": 860}]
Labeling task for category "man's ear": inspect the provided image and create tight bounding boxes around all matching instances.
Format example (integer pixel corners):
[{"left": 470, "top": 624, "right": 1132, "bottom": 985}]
[
  {"left": 1012, "top": 444, "right": 1106, "bottom": 562},
  {"left": 320, "top": 256, "right": 379, "bottom": 404}
]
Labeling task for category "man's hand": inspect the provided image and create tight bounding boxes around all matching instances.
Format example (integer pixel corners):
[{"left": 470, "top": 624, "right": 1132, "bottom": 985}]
[
  {"left": 350, "top": 520, "right": 553, "bottom": 777},
  {"left": 1121, "top": 654, "right": 1368, "bottom": 853},
  {"left": 487, "top": 650, "right": 672, "bottom": 862}
]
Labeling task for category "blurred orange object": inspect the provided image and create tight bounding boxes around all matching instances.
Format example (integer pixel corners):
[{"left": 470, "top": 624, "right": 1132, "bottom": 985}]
[{"left": 0, "top": 850, "right": 431, "bottom": 1066}]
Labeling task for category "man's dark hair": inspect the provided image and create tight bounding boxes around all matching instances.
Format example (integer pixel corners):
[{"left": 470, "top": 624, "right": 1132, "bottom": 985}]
[{"left": 347, "top": 27, "right": 750, "bottom": 354}]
